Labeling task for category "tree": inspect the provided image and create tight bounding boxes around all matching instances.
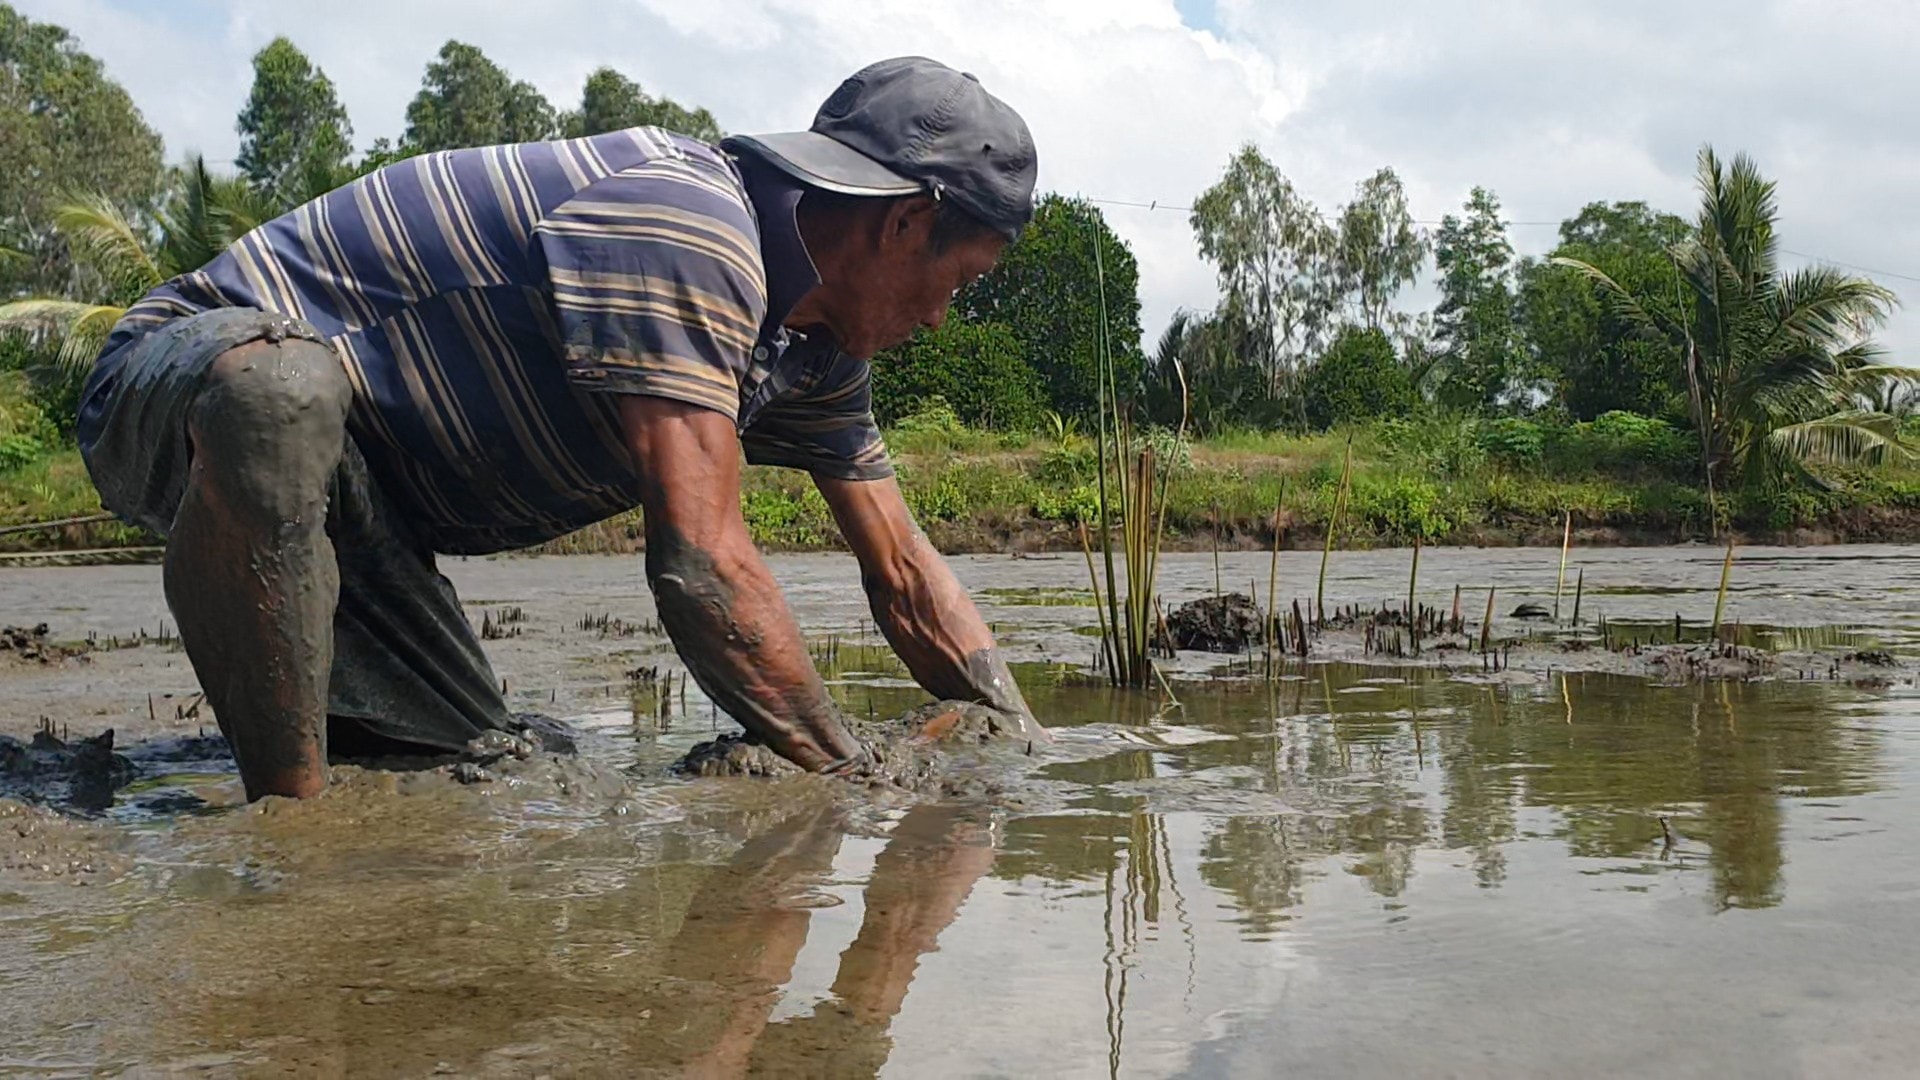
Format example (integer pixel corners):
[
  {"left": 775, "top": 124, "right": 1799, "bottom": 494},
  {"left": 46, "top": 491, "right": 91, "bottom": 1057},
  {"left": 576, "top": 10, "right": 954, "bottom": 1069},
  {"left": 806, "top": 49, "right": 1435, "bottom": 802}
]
[
  {"left": 1557, "top": 147, "right": 1909, "bottom": 493},
  {"left": 560, "top": 67, "right": 723, "bottom": 142},
  {"left": 0, "top": 156, "right": 271, "bottom": 371},
  {"left": 1141, "top": 307, "right": 1274, "bottom": 435},
  {"left": 1432, "top": 186, "right": 1522, "bottom": 412},
  {"left": 1334, "top": 167, "right": 1427, "bottom": 333},
  {"left": 1190, "top": 144, "right": 1335, "bottom": 407},
  {"left": 869, "top": 319, "right": 1044, "bottom": 430},
  {"left": 402, "top": 41, "right": 556, "bottom": 153},
  {"left": 0, "top": 4, "right": 164, "bottom": 297},
  {"left": 1302, "top": 325, "right": 1415, "bottom": 429},
  {"left": 1518, "top": 201, "right": 1689, "bottom": 420},
  {"left": 234, "top": 37, "right": 354, "bottom": 206},
  {"left": 957, "top": 194, "right": 1142, "bottom": 420}
]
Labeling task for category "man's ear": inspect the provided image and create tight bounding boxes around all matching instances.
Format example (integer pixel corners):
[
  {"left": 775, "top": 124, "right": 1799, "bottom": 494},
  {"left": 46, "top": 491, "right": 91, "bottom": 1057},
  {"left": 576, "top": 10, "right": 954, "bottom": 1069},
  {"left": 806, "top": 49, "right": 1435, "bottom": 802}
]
[{"left": 883, "top": 194, "right": 939, "bottom": 247}]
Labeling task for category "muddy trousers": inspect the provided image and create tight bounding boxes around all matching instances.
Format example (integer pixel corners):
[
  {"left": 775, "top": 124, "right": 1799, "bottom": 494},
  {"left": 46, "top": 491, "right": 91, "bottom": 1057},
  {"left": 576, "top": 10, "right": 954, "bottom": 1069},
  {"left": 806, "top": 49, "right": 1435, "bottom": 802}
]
[{"left": 76, "top": 308, "right": 513, "bottom": 758}]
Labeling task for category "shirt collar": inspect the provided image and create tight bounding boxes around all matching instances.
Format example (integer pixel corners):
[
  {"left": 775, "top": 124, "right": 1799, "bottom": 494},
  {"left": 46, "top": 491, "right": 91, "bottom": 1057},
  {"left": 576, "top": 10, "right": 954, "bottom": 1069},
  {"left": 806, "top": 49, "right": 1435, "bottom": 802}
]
[{"left": 735, "top": 156, "right": 822, "bottom": 340}]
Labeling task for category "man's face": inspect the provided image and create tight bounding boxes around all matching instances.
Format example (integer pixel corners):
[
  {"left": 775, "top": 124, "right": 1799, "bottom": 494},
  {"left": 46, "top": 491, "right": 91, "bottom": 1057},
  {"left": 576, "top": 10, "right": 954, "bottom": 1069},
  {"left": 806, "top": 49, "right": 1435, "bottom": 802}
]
[{"left": 826, "top": 198, "right": 1007, "bottom": 359}]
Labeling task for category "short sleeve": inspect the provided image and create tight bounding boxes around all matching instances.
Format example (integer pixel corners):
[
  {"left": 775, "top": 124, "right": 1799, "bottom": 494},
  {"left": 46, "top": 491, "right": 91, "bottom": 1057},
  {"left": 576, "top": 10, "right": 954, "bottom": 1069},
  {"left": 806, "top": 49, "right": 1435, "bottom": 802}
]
[
  {"left": 741, "top": 350, "right": 894, "bottom": 481},
  {"left": 534, "top": 158, "right": 766, "bottom": 423}
]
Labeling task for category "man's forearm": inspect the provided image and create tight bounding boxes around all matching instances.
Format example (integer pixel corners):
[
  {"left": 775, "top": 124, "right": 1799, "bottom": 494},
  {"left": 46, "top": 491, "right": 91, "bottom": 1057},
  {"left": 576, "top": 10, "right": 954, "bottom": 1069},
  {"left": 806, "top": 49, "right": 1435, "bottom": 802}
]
[
  {"left": 862, "top": 532, "right": 1045, "bottom": 738},
  {"left": 646, "top": 521, "right": 863, "bottom": 770}
]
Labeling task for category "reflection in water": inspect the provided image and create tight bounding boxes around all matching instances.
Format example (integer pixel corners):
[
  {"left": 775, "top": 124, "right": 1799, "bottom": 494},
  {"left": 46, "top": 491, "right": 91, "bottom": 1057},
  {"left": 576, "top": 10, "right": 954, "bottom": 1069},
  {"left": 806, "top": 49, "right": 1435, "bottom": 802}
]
[
  {"left": 664, "top": 803, "right": 995, "bottom": 1077},
  {"left": 0, "top": 659, "right": 1905, "bottom": 1075}
]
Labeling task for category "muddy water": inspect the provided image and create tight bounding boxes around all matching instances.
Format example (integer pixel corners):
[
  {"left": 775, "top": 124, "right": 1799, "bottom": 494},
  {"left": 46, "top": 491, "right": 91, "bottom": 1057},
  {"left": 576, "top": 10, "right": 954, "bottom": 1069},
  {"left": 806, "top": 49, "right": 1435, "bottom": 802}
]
[{"left": 2, "top": 545, "right": 1920, "bottom": 1077}]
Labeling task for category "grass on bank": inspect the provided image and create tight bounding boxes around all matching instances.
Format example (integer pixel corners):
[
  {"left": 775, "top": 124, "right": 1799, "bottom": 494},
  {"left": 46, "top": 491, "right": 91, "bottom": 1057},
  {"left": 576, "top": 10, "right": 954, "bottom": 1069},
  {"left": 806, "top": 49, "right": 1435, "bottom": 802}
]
[{"left": 7, "top": 412, "right": 1920, "bottom": 556}]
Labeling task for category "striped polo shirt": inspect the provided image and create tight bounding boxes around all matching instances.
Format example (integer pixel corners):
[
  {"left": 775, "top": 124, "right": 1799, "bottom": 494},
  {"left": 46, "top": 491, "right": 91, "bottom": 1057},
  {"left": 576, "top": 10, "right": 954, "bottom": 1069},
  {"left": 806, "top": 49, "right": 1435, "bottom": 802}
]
[{"left": 90, "top": 127, "right": 891, "bottom": 555}]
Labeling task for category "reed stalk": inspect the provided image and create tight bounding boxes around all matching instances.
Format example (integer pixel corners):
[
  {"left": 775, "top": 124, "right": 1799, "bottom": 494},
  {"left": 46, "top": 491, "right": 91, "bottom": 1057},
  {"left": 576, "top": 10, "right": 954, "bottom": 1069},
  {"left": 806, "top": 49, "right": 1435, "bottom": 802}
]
[
  {"left": 1211, "top": 501, "right": 1223, "bottom": 599},
  {"left": 1315, "top": 436, "right": 1354, "bottom": 627},
  {"left": 1480, "top": 587, "right": 1496, "bottom": 653},
  {"left": 1711, "top": 537, "right": 1736, "bottom": 640},
  {"left": 1084, "top": 227, "right": 1186, "bottom": 689},
  {"left": 1407, "top": 535, "right": 1422, "bottom": 622},
  {"left": 1553, "top": 511, "right": 1572, "bottom": 623},
  {"left": 1265, "top": 486, "right": 1286, "bottom": 677},
  {"left": 1571, "top": 567, "right": 1585, "bottom": 627}
]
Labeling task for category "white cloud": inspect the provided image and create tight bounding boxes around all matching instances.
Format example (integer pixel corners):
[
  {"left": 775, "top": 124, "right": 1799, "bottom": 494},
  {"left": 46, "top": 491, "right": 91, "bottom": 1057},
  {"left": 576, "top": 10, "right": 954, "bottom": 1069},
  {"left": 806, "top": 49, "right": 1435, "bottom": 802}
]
[{"left": 17, "top": 0, "right": 1917, "bottom": 359}]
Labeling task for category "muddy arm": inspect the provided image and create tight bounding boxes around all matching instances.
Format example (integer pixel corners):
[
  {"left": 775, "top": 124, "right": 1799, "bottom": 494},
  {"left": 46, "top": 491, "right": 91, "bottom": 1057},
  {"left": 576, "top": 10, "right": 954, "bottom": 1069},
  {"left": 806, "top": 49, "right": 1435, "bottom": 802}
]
[
  {"left": 619, "top": 396, "right": 865, "bottom": 772},
  {"left": 815, "top": 474, "right": 1048, "bottom": 742}
]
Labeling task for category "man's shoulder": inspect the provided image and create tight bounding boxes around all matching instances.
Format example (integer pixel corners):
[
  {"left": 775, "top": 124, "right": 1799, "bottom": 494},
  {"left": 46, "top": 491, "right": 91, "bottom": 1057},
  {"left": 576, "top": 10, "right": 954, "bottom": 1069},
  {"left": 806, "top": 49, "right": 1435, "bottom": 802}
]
[
  {"left": 537, "top": 132, "right": 766, "bottom": 293},
  {"left": 553, "top": 129, "right": 750, "bottom": 211}
]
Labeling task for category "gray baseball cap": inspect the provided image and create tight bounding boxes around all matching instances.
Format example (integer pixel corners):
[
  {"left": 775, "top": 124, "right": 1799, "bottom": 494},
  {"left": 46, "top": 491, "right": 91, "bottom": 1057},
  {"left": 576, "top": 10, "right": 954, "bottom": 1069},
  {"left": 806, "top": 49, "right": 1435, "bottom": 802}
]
[{"left": 723, "top": 57, "right": 1038, "bottom": 240}]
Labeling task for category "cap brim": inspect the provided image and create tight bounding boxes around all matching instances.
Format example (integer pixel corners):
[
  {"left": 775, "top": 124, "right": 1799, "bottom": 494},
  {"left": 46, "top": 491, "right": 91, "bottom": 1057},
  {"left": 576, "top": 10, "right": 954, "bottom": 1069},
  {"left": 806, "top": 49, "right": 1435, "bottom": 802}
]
[{"left": 724, "top": 132, "right": 923, "bottom": 197}]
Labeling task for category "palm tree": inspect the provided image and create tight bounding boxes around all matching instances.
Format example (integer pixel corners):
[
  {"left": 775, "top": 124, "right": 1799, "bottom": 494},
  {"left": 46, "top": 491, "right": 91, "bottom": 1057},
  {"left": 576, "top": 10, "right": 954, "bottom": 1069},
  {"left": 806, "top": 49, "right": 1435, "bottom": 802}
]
[
  {"left": 1555, "top": 147, "right": 1908, "bottom": 497},
  {"left": 1143, "top": 306, "right": 1271, "bottom": 435},
  {"left": 0, "top": 155, "right": 280, "bottom": 371}
]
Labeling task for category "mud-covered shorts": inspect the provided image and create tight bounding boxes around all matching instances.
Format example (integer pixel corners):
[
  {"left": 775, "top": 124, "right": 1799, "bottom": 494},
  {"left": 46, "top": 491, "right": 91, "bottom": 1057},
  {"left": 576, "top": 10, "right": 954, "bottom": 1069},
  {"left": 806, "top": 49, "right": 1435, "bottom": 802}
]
[{"left": 77, "top": 308, "right": 514, "bottom": 754}]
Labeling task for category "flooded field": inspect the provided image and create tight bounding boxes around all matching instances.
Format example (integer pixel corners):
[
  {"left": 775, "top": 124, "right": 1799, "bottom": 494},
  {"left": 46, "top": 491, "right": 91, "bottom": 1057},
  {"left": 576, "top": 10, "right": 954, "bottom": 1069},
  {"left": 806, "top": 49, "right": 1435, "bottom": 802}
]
[{"left": 3, "top": 544, "right": 1920, "bottom": 1077}]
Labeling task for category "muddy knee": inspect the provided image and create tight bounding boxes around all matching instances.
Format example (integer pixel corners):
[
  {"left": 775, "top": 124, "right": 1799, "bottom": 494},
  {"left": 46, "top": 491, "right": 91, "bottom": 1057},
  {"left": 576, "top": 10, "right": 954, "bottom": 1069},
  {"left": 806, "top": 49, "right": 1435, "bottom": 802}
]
[{"left": 186, "top": 338, "right": 351, "bottom": 521}]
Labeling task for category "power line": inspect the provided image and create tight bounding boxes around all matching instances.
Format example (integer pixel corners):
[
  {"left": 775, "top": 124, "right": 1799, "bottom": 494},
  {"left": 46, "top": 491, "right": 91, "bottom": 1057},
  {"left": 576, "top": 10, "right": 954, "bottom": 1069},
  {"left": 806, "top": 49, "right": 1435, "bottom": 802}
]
[
  {"left": 1078, "top": 195, "right": 1561, "bottom": 226},
  {"left": 1779, "top": 248, "right": 1920, "bottom": 286},
  {"left": 1081, "top": 195, "right": 1918, "bottom": 288}
]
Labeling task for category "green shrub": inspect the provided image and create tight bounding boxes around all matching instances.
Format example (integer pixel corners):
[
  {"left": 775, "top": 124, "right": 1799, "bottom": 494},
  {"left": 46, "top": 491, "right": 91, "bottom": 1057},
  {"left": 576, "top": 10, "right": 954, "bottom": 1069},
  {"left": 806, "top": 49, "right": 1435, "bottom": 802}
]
[
  {"left": 1036, "top": 444, "right": 1094, "bottom": 485},
  {"left": 740, "top": 484, "right": 831, "bottom": 547},
  {"left": 1476, "top": 417, "right": 1545, "bottom": 466},
  {"left": 870, "top": 319, "right": 1047, "bottom": 431},
  {"left": 1545, "top": 410, "right": 1694, "bottom": 478},
  {"left": 0, "top": 434, "right": 44, "bottom": 472},
  {"left": 1347, "top": 474, "right": 1457, "bottom": 540},
  {"left": 1302, "top": 326, "right": 1415, "bottom": 430},
  {"left": 905, "top": 471, "right": 967, "bottom": 522},
  {"left": 1378, "top": 414, "right": 1487, "bottom": 478},
  {"left": 1032, "top": 483, "right": 1100, "bottom": 523}
]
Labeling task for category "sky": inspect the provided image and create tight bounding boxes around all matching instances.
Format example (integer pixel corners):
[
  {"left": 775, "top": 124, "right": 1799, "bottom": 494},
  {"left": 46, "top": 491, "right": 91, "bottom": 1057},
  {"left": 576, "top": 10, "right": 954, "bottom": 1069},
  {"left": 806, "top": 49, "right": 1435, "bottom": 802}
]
[{"left": 22, "top": 0, "right": 1920, "bottom": 359}]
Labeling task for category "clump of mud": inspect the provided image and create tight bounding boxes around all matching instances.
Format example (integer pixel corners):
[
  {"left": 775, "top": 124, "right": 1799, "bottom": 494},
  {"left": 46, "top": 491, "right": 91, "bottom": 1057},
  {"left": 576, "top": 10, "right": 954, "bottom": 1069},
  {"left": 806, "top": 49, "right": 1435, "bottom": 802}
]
[
  {"left": 0, "top": 623, "right": 82, "bottom": 664},
  {"left": 1165, "top": 593, "right": 1263, "bottom": 653},
  {"left": 676, "top": 701, "right": 1032, "bottom": 798},
  {"left": 1638, "top": 642, "right": 1775, "bottom": 681},
  {"left": 0, "top": 724, "right": 134, "bottom": 812}
]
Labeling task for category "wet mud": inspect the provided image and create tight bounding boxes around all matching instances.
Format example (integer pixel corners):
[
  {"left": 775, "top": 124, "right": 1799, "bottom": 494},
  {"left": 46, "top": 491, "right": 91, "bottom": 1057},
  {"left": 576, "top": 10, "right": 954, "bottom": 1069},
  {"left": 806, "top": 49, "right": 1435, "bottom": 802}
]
[
  {"left": 677, "top": 700, "right": 1035, "bottom": 799},
  {"left": 1165, "top": 592, "right": 1263, "bottom": 653},
  {"left": 4, "top": 548, "right": 1920, "bottom": 1075}
]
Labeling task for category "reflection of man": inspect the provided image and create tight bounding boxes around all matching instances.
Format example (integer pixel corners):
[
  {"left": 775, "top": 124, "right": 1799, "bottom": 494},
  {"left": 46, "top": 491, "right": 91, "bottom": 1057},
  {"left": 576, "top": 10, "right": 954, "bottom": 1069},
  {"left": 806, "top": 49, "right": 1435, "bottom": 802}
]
[
  {"left": 665, "top": 804, "right": 995, "bottom": 1076},
  {"left": 75, "top": 57, "right": 1048, "bottom": 800}
]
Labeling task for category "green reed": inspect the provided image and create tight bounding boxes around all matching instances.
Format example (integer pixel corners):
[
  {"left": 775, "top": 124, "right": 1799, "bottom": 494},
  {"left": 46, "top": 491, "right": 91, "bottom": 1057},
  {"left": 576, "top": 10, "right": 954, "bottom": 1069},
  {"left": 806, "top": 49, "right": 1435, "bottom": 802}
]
[{"left": 1080, "top": 231, "right": 1186, "bottom": 690}]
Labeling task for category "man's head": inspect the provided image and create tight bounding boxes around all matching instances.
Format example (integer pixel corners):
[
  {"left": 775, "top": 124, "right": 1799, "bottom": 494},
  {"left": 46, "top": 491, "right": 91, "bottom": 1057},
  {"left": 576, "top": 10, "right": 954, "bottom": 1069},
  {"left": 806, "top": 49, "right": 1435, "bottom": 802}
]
[{"left": 723, "top": 57, "right": 1037, "bottom": 358}]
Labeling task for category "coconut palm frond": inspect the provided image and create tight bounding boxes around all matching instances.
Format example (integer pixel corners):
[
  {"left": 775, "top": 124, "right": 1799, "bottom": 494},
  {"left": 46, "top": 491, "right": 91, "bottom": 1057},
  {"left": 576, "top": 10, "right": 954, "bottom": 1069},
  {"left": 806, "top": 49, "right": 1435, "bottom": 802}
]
[
  {"left": 1550, "top": 256, "right": 1672, "bottom": 342},
  {"left": 1840, "top": 363, "right": 1920, "bottom": 386},
  {"left": 51, "top": 194, "right": 164, "bottom": 295},
  {"left": 1766, "top": 265, "right": 1897, "bottom": 349},
  {"left": 1770, "top": 410, "right": 1913, "bottom": 470},
  {"left": 0, "top": 298, "right": 125, "bottom": 372}
]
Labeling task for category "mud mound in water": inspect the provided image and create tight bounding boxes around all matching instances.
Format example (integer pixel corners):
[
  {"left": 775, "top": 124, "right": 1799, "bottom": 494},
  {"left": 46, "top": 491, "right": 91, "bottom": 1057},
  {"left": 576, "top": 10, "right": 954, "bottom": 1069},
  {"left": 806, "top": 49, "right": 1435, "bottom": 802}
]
[
  {"left": 1166, "top": 593, "right": 1263, "bottom": 653},
  {"left": 676, "top": 701, "right": 1028, "bottom": 797},
  {"left": 0, "top": 725, "right": 135, "bottom": 812},
  {"left": 0, "top": 712, "right": 593, "bottom": 814},
  {"left": 1, "top": 623, "right": 84, "bottom": 664}
]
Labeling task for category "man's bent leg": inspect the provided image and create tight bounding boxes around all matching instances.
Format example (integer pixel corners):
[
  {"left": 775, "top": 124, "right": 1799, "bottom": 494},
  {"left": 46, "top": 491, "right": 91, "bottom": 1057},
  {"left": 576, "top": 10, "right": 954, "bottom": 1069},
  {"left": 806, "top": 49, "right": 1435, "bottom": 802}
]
[
  {"left": 324, "top": 437, "right": 515, "bottom": 755},
  {"left": 163, "top": 337, "right": 352, "bottom": 800}
]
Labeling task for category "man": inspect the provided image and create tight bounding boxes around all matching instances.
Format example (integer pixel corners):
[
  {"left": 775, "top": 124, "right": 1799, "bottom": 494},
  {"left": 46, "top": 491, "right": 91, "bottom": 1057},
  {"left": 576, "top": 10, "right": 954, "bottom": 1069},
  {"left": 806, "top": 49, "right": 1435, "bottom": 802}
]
[{"left": 77, "top": 56, "right": 1047, "bottom": 800}]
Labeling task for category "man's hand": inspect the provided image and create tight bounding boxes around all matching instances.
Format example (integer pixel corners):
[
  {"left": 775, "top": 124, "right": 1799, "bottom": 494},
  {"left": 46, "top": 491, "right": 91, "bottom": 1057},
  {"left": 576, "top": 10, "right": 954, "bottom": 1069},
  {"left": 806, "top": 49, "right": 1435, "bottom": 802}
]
[
  {"left": 620, "top": 396, "right": 864, "bottom": 772},
  {"left": 816, "top": 474, "right": 1048, "bottom": 743}
]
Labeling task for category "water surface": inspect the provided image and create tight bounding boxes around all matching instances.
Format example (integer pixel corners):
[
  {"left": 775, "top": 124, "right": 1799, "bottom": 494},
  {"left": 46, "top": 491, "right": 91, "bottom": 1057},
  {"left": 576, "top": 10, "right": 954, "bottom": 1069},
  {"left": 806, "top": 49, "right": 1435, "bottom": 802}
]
[{"left": 2, "top": 546, "right": 1918, "bottom": 1077}]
